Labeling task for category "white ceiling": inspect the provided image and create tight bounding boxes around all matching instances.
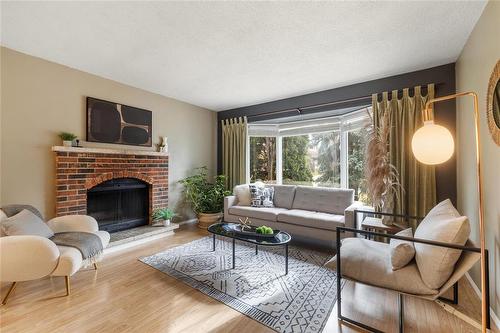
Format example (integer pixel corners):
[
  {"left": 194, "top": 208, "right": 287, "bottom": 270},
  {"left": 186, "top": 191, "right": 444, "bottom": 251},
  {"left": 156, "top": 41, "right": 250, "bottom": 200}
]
[{"left": 1, "top": 1, "right": 486, "bottom": 111}]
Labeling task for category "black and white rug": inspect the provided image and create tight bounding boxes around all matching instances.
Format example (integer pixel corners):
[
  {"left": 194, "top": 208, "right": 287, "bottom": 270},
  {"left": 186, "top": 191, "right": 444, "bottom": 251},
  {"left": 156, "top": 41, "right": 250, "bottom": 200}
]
[{"left": 140, "top": 236, "right": 341, "bottom": 333}]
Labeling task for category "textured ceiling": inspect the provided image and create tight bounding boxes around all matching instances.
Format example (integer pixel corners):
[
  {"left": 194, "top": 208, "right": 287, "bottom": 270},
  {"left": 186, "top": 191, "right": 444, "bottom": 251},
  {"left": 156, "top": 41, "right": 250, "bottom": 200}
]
[{"left": 1, "top": 1, "right": 486, "bottom": 111}]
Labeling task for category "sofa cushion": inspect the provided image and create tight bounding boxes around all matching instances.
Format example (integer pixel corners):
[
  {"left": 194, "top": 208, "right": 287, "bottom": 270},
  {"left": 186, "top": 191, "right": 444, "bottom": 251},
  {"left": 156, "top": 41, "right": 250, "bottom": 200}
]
[
  {"left": 51, "top": 246, "right": 84, "bottom": 277},
  {"left": 324, "top": 238, "right": 438, "bottom": 296},
  {"left": 272, "top": 185, "right": 296, "bottom": 209},
  {"left": 291, "top": 186, "right": 354, "bottom": 215},
  {"left": 228, "top": 206, "right": 288, "bottom": 221},
  {"left": 414, "top": 199, "right": 470, "bottom": 290},
  {"left": 233, "top": 184, "right": 251, "bottom": 206},
  {"left": 1, "top": 209, "right": 54, "bottom": 238},
  {"left": 249, "top": 184, "right": 274, "bottom": 207},
  {"left": 390, "top": 228, "right": 415, "bottom": 270},
  {"left": 277, "top": 209, "right": 344, "bottom": 231}
]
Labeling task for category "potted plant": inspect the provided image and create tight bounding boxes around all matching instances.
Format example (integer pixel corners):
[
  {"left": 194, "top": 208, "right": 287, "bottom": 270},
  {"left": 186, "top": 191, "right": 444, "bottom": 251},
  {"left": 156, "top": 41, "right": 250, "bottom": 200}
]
[
  {"left": 152, "top": 208, "right": 176, "bottom": 226},
  {"left": 179, "top": 167, "right": 231, "bottom": 229},
  {"left": 59, "top": 132, "right": 77, "bottom": 147}
]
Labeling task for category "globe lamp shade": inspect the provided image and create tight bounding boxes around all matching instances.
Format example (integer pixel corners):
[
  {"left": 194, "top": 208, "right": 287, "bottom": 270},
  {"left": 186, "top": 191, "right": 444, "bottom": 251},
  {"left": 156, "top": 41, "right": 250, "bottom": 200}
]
[{"left": 411, "top": 120, "right": 454, "bottom": 165}]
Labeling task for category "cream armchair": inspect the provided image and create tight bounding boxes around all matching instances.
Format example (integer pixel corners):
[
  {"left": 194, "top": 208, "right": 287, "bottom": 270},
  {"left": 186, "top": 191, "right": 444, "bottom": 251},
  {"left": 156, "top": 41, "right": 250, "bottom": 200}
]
[{"left": 0, "top": 205, "right": 110, "bottom": 305}]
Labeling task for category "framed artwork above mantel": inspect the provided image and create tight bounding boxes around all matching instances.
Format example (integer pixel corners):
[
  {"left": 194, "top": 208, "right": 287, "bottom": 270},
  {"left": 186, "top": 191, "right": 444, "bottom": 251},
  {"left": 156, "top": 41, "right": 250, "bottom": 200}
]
[{"left": 86, "top": 97, "right": 152, "bottom": 147}]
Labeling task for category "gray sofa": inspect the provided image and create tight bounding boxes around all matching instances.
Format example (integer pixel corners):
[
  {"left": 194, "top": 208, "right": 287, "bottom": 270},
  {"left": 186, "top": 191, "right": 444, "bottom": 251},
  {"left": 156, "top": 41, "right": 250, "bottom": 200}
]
[{"left": 224, "top": 185, "right": 363, "bottom": 248}]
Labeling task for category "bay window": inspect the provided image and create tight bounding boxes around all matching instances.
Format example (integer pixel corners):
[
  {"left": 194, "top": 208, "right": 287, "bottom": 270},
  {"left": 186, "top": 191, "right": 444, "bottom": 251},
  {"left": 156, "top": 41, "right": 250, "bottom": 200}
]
[{"left": 247, "top": 108, "right": 371, "bottom": 201}]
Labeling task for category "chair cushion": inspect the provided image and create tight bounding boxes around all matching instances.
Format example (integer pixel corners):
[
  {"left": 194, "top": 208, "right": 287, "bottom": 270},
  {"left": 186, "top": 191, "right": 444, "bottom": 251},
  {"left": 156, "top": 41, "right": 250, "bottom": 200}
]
[
  {"left": 277, "top": 209, "right": 344, "bottom": 231},
  {"left": 291, "top": 186, "right": 354, "bottom": 215},
  {"left": 414, "top": 199, "right": 470, "bottom": 289},
  {"left": 249, "top": 184, "right": 274, "bottom": 207},
  {"left": 325, "top": 238, "right": 438, "bottom": 296},
  {"left": 1, "top": 209, "right": 54, "bottom": 238},
  {"left": 390, "top": 228, "right": 415, "bottom": 270},
  {"left": 272, "top": 185, "right": 296, "bottom": 209},
  {"left": 228, "top": 206, "right": 288, "bottom": 221},
  {"left": 51, "top": 246, "right": 83, "bottom": 277},
  {"left": 233, "top": 184, "right": 251, "bottom": 206},
  {"left": 1, "top": 204, "right": 44, "bottom": 220}
]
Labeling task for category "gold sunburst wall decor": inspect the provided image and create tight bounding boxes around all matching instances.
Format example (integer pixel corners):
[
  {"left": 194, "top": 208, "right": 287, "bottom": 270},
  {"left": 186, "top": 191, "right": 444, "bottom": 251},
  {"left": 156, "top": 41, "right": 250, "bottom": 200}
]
[{"left": 486, "top": 59, "right": 500, "bottom": 146}]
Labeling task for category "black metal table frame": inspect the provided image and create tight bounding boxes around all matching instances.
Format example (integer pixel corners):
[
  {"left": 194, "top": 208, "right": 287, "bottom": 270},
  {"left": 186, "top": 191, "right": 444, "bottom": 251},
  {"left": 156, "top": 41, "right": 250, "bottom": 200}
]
[
  {"left": 209, "top": 233, "right": 289, "bottom": 275},
  {"left": 334, "top": 209, "right": 491, "bottom": 333}
]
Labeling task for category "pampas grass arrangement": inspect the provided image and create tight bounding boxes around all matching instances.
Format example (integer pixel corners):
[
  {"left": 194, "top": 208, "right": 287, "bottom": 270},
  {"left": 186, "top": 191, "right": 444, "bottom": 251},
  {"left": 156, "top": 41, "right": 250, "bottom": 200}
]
[{"left": 365, "top": 110, "right": 401, "bottom": 223}]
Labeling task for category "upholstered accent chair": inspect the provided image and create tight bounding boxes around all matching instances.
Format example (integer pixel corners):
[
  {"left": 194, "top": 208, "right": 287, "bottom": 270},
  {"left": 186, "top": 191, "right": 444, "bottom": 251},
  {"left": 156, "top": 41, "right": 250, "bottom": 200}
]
[
  {"left": 0, "top": 205, "right": 110, "bottom": 304},
  {"left": 326, "top": 203, "right": 490, "bottom": 333}
]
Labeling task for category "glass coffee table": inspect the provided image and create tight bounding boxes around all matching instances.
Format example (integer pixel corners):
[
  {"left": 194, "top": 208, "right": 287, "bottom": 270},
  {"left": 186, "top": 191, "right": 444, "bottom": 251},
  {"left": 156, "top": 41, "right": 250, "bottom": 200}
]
[{"left": 207, "top": 222, "right": 292, "bottom": 274}]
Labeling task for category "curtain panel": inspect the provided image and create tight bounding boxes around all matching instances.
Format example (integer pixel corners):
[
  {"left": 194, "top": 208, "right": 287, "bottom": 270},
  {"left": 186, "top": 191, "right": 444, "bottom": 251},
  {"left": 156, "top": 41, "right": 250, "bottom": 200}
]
[
  {"left": 222, "top": 117, "right": 247, "bottom": 190},
  {"left": 372, "top": 84, "right": 437, "bottom": 228}
]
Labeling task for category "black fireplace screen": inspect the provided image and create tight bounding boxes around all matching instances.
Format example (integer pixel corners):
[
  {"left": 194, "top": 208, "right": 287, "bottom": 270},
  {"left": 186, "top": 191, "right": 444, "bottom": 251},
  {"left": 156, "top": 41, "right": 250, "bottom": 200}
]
[{"left": 87, "top": 178, "right": 149, "bottom": 233}]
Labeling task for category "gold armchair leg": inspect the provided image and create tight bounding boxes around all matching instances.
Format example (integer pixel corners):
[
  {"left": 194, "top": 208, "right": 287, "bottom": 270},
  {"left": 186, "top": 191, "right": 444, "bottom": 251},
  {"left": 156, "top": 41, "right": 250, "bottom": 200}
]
[
  {"left": 93, "top": 263, "right": 98, "bottom": 270},
  {"left": 65, "top": 276, "right": 70, "bottom": 296},
  {"left": 1, "top": 282, "right": 18, "bottom": 305}
]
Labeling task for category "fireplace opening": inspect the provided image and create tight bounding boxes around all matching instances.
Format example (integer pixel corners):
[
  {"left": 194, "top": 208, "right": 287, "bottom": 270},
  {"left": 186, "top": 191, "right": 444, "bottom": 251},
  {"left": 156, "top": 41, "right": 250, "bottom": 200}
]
[{"left": 87, "top": 178, "right": 149, "bottom": 233}]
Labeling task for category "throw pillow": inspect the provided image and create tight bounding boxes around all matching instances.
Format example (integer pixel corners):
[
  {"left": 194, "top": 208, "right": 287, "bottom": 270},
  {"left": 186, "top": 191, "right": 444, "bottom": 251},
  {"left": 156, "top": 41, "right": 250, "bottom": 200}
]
[
  {"left": 233, "top": 184, "right": 251, "bottom": 206},
  {"left": 1, "top": 209, "right": 54, "bottom": 238},
  {"left": 0, "top": 209, "right": 7, "bottom": 221},
  {"left": 390, "top": 228, "right": 415, "bottom": 270},
  {"left": 414, "top": 199, "right": 470, "bottom": 289},
  {"left": 249, "top": 184, "right": 274, "bottom": 208}
]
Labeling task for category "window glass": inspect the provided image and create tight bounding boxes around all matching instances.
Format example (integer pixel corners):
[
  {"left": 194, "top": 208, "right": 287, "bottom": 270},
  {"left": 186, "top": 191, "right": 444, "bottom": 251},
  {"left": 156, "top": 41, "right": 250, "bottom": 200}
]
[
  {"left": 282, "top": 135, "right": 313, "bottom": 186},
  {"left": 249, "top": 137, "right": 276, "bottom": 184},
  {"left": 310, "top": 132, "right": 341, "bottom": 187},
  {"left": 348, "top": 128, "right": 369, "bottom": 202}
]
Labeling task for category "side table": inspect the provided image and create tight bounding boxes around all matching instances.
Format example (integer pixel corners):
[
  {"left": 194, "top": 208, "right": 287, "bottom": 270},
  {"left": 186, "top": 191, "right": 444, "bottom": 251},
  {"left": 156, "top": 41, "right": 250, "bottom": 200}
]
[{"left": 361, "top": 217, "right": 404, "bottom": 243}]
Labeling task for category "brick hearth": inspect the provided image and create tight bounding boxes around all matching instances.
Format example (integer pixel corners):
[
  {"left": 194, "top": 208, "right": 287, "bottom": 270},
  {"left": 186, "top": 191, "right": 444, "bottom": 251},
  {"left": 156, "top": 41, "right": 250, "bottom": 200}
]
[{"left": 52, "top": 146, "right": 168, "bottom": 223}]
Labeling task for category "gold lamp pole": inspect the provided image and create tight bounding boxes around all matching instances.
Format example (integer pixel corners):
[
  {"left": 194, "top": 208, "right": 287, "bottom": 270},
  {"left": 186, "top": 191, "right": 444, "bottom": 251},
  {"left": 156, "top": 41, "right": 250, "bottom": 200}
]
[{"left": 411, "top": 92, "right": 488, "bottom": 333}]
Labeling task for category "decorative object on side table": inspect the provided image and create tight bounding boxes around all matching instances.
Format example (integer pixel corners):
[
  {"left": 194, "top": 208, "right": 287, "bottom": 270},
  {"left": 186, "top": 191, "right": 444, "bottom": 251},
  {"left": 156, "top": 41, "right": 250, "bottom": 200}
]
[
  {"left": 152, "top": 208, "right": 176, "bottom": 226},
  {"left": 58, "top": 132, "right": 77, "bottom": 147},
  {"left": 179, "top": 167, "right": 231, "bottom": 229}
]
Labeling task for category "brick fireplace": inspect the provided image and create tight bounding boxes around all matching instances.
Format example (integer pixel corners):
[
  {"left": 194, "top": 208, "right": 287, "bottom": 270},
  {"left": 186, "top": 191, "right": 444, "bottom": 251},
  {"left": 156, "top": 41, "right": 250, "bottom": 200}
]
[{"left": 53, "top": 146, "right": 168, "bottom": 230}]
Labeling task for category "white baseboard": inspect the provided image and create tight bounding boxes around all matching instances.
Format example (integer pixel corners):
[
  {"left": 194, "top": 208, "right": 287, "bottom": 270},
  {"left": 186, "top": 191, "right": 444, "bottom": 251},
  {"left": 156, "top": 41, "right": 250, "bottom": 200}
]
[{"left": 465, "top": 272, "right": 500, "bottom": 329}]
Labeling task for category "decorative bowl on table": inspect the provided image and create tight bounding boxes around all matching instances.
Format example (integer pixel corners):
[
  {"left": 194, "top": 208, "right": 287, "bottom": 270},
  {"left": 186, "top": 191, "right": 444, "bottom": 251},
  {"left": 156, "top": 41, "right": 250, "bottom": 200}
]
[{"left": 223, "top": 224, "right": 280, "bottom": 238}]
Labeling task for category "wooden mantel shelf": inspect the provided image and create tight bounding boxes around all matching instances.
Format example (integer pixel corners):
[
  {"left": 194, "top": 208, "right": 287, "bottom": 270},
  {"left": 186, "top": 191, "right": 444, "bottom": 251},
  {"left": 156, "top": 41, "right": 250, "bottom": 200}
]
[{"left": 52, "top": 146, "right": 169, "bottom": 157}]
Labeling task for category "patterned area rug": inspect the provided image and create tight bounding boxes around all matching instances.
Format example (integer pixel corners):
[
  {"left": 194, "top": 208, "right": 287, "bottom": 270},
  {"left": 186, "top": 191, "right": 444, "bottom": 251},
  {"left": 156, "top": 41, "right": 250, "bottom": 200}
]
[{"left": 140, "top": 236, "right": 341, "bottom": 333}]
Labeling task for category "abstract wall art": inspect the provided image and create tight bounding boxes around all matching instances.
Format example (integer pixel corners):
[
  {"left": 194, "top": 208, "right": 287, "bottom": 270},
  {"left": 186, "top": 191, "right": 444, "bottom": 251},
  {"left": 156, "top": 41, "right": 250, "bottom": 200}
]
[{"left": 86, "top": 97, "right": 152, "bottom": 147}]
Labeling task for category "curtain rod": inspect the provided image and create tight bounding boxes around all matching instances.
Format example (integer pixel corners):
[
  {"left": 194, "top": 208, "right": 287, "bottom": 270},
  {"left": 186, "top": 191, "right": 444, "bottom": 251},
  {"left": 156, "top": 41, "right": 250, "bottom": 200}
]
[{"left": 246, "top": 83, "right": 441, "bottom": 120}]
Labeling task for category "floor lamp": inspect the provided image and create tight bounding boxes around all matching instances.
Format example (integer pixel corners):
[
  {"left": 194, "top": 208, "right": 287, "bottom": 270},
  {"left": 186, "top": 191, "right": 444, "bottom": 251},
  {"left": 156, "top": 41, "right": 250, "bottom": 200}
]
[{"left": 411, "top": 91, "right": 489, "bottom": 332}]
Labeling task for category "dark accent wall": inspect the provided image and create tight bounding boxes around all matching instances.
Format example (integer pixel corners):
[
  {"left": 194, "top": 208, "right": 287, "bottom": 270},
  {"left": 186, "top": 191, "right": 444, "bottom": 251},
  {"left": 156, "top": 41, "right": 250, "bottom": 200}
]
[{"left": 217, "top": 63, "right": 456, "bottom": 205}]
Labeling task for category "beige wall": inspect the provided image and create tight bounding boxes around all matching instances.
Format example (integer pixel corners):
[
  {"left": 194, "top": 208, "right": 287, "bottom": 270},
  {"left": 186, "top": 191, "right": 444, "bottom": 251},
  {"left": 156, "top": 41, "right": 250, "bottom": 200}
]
[
  {"left": 456, "top": 1, "right": 500, "bottom": 319},
  {"left": 0, "top": 47, "right": 217, "bottom": 220}
]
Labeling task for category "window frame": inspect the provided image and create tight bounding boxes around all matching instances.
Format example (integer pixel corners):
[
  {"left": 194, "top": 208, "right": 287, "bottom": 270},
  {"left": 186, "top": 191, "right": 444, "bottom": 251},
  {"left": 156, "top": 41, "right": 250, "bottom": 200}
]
[{"left": 246, "top": 108, "right": 371, "bottom": 189}]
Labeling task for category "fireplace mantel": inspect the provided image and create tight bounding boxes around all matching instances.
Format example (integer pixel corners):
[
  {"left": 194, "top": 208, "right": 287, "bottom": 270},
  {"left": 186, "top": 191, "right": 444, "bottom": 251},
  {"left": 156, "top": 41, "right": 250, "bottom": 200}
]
[{"left": 52, "top": 146, "right": 168, "bottom": 157}]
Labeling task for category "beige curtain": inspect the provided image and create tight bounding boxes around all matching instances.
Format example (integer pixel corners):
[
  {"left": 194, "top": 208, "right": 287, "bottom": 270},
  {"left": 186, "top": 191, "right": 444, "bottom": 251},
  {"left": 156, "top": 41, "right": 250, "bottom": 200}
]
[
  {"left": 372, "top": 84, "right": 436, "bottom": 228},
  {"left": 222, "top": 117, "right": 247, "bottom": 190}
]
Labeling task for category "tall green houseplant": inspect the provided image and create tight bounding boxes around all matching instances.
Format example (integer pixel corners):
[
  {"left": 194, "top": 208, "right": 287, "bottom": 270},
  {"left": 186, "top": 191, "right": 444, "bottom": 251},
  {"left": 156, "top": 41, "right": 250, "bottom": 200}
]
[{"left": 179, "top": 167, "right": 231, "bottom": 229}]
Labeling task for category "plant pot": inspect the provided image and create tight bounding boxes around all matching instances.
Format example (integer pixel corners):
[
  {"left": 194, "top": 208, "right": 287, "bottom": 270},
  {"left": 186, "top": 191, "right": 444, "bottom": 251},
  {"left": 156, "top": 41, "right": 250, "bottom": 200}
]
[
  {"left": 197, "top": 212, "right": 222, "bottom": 229},
  {"left": 63, "top": 140, "right": 73, "bottom": 147},
  {"left": 162, "top": 219, "right": 171, "bottom": 226}
]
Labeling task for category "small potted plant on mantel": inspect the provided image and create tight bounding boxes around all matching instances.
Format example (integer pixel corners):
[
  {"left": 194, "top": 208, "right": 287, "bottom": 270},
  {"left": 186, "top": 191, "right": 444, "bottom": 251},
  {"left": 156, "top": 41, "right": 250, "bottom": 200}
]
[
  {"left": 59, "top": 132, "right": 77, "bottom": 147},
  {"left": 179, "top": 167, "right": 231, "bottom": 229},
  {"left": 152, "top": 208, "right": 176, "bottom": 226}
]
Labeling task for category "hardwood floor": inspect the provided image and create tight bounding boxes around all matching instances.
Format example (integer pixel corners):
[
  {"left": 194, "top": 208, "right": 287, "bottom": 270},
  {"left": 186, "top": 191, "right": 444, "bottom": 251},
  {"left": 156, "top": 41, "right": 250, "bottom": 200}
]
[{"left": 0, "top": 224, "right": 497, "bottom": 333}]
